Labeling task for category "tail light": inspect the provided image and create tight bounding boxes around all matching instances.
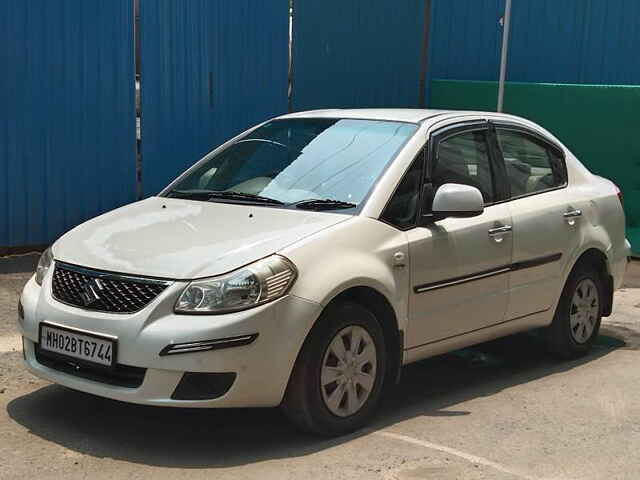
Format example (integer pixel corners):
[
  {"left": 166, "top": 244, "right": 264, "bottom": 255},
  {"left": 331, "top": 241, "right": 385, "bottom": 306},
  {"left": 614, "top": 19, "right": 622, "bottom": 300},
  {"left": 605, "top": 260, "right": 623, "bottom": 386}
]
[{"left": 615, "top": 184, "right": 623, "bottom": 208}]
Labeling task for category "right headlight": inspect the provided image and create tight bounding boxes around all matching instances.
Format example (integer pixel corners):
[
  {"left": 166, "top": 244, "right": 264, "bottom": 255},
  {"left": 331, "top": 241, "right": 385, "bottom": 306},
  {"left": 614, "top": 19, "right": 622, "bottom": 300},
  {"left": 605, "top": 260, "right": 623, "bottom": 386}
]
[
  {"left": 175, "top": 255, "right": 297, "bottom": 314},
  {"left": 35, "top": 247, "right": 53, "bottom": 286}
]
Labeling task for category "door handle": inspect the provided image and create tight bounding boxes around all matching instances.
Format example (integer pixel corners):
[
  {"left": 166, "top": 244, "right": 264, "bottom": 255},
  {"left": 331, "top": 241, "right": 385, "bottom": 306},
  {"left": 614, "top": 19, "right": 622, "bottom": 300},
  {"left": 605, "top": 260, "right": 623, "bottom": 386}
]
[
  {"left": 564, "top": 209, "right": 582, "bottom": 225},
  {"left": 488, "top": 225, "right": 512, "bottom": 236},
  {"left": 488, "top": 225, "right": 512, "bottom": 243},
  {"left": 563, "top": 209, "right": 582, "bottom": 218}
]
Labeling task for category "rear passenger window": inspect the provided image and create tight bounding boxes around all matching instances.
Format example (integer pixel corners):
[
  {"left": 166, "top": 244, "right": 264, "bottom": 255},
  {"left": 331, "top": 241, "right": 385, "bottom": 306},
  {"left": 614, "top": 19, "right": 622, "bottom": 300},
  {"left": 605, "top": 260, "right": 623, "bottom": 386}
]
[
  {"left": 496, "top": 129, "right": 563, "bottom": 197},
  {"left": 432, "top": 130, "right": 495, "bottom": 204}
]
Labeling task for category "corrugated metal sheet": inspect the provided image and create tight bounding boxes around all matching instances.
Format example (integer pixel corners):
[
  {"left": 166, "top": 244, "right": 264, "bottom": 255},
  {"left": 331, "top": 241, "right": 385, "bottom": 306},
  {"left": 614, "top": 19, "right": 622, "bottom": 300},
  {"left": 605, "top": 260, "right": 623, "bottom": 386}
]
[
  {"left": 428, "top": 0, "right": 640, "bottom": 85},
  {"left": 139, "top": 0, "right": 289, "bottom": 196},
  {"left": 292, "top": 0, "right": 427, "bottom": 111},
  {"left": 428, "top": 0, "right": 504, "bottom": 82},
  {"left": 508, "top": 0, "right": 640, "bottom": 84},
  {"left": 1, "top": 0, "right": 136, "bottom": 249}
]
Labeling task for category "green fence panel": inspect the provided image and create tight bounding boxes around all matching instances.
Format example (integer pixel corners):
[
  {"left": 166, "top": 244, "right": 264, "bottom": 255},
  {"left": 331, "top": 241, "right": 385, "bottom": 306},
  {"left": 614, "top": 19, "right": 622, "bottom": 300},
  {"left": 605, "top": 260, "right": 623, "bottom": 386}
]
[{"left": 430, "top": 80, "right": 640, "bottom": 255}]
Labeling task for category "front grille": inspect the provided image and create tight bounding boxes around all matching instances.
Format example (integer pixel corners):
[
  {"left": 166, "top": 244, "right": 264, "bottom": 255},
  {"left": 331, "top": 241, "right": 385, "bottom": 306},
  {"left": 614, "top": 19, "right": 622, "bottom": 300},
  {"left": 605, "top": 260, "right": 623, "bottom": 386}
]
[
  {"left": 35, "top": 344, "right": 146, "bottom": 388},
  {"left": 51, "top": 262, "right": 172, "bottom": 313}
]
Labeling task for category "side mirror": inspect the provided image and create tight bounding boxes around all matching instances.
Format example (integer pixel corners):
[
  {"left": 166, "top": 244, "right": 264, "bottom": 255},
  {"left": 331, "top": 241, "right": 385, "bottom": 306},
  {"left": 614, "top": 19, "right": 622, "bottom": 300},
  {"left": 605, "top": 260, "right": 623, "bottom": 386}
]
[{"left": 431, "top": 183, "right": 484, "bottom": 219}]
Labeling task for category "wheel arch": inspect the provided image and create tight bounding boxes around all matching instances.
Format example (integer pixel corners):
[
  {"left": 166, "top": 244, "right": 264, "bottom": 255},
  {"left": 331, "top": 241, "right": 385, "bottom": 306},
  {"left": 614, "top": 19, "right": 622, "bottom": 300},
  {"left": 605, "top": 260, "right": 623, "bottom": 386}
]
[
  {"left": 567, "top": 247, "right": 614, "bottom": 316},
  {"left": 286, "top": 284, "right": 404, "bottom": 398},
  {"left": 330, "top": 286, "right": 403, "bottom": 384}
]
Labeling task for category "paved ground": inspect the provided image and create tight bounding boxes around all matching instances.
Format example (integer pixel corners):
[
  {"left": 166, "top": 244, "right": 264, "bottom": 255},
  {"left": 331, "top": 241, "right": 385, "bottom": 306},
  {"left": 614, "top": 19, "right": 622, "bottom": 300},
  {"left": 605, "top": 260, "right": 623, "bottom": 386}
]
[{"left": 1, "top": 254, "right": 639, "bottom": 479}]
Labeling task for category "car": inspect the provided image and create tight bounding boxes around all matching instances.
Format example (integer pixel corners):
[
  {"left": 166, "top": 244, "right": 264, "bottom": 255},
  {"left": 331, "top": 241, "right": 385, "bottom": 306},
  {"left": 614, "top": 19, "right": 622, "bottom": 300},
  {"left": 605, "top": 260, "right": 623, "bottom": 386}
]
[{"left": 18, "top": 109, "right": 630, "bottom": 436}]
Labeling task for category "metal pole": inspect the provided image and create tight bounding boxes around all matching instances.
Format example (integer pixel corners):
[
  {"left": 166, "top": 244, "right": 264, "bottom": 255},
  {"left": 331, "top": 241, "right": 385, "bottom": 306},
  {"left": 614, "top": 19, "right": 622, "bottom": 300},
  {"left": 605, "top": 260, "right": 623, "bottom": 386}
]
[
  {"left": 288, "top": 0, "right": 294, "bottom": 112},
  {"left": 497, "top": 0, "right": 512, "bottom": 112}
]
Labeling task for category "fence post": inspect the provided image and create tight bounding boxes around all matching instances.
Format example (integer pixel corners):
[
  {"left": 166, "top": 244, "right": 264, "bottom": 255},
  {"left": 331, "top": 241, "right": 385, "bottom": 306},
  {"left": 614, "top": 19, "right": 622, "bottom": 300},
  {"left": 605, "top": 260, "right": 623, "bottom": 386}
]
[{"left": 497, "top": 0, "right": 512, "bottom": 112}]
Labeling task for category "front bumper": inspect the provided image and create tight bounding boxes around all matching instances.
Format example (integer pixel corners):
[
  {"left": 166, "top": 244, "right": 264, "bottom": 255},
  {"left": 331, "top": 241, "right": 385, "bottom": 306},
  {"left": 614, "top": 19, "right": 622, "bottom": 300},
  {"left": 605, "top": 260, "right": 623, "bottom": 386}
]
[{"left": 18, "top": 270, "right": 322, "bottom": 408}]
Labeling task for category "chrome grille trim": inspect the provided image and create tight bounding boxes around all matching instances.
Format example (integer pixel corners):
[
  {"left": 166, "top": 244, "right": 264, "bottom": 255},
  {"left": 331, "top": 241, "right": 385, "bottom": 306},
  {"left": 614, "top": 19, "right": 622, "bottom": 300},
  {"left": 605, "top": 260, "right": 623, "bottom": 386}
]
[
  {"left": 54, "top": 262, "right": 173, "bottom": 285},
  {"left": 51, "top": 262, "right": 173, "bottom": 314}
]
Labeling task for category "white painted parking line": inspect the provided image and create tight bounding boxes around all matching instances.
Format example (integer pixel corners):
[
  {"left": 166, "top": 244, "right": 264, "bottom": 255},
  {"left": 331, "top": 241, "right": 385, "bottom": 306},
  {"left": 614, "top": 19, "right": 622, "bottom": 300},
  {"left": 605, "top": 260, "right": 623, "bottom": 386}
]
[
  {"left": 0, "top": 334, "right": 22, "bottom": 353},
  {"left": 375, "top": 430, "right": 544, "bottom": 480}
]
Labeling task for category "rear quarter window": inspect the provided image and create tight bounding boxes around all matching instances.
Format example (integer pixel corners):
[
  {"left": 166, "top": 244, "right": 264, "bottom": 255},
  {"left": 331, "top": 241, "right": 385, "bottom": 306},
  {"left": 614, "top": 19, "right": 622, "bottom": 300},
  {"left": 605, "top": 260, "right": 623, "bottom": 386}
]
[{"left": 496, "top": 129, "right": 566, "bottom": 197}]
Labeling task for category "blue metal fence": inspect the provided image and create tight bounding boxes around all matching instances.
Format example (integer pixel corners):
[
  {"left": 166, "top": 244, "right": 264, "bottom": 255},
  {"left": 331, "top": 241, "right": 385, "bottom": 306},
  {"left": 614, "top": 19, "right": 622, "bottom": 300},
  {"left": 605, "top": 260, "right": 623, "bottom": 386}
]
[
  {"left": 1, "top": 0, "right": 136, "bottom": 250},
  {"left": 139, "top": 0, "right": 289, "bottom": 196},
  {"left": 427, "top": 0, "right": 504, "bottom": 83},
  {"left": 292, "top": 0, "right": 427, "bottom": 111},
  {"left": 4, "top": 0, "right": 640, "bottom": 250},
  {"left": 428, "top": 0, "right": 640, "bottom": 85}
]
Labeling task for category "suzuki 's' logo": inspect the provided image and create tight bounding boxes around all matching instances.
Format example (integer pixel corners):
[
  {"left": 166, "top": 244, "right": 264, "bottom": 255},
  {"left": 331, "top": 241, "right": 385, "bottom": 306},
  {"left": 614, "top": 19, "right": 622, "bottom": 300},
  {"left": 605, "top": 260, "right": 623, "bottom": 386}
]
[{"left": 80, "top": 278, "right": 104, "bottom": 306}]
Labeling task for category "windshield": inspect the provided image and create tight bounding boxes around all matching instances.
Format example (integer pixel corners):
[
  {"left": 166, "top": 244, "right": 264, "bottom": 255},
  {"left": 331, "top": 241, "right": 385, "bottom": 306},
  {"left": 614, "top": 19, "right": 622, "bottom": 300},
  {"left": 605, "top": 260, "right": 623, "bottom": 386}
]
[{"left": 165, "top": 118, "right": 418, "bottom": 208}]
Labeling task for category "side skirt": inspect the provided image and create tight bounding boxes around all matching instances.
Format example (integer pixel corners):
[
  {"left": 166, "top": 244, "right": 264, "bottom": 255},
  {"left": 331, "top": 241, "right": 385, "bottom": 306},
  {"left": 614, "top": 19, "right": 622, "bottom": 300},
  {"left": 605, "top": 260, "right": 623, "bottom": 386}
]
[{"left": 402, "top": 308, "right": 552, "bottom": 365}]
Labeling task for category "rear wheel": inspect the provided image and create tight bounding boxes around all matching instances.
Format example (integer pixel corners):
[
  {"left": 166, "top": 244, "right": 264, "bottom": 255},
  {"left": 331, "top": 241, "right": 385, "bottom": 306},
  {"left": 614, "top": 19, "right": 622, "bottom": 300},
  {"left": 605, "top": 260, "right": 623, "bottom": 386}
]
[
  {"left": 282, "top": 301, "right": 387, "bottom": 436},
  {"left": 547, "top": 264, "right": 603, "bottom": 358}
]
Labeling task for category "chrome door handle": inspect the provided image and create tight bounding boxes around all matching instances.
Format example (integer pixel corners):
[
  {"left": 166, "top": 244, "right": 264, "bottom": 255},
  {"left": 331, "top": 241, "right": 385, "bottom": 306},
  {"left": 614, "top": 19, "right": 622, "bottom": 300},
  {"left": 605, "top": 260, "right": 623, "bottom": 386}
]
[
  {"left": 488, "top": 225, "right": 513, "bottom": 236},
  {"left": 488, "top": 225, "right": 512, "bottom": 243},
  {"left": 564, "top": 209, "right": 582, "bottom": 225},
  {"left": 564, "top": 209, "right": 582, "bottom": 218}
]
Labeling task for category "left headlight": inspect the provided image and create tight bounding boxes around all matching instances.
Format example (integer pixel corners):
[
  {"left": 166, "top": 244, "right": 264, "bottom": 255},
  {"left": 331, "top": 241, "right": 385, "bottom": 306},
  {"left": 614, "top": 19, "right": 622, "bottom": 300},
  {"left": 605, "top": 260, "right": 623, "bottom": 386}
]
[
  {"left": 35, "top": 247, "right": 53, "bottom": 286},
  {"left": 175, "top": 255, "right": 297, "bottom": 314}
]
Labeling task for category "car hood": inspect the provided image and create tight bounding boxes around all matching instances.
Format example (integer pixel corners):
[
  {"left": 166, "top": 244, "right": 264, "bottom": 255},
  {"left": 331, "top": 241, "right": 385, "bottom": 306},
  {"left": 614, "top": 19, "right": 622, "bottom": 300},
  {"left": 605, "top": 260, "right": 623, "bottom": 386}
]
[{"left": 53, "top": 197, "right": 351, "bottom": 279}]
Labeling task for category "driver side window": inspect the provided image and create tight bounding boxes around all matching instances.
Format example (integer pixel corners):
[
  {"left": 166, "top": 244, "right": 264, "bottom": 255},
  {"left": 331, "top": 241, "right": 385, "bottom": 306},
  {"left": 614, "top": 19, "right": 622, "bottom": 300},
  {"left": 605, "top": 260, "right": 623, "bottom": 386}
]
[{"left": 432, "top": 130, "right": 495, "bottom": 205}]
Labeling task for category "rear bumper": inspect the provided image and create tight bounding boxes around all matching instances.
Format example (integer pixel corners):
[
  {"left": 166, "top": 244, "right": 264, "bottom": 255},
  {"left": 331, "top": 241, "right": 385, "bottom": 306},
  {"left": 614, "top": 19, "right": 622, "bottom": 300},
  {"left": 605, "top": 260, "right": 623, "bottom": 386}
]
[
  {"left": 19, "top": 272, "right": 322, "bottom": 408},
  {"left": 612, "top": 238, "right": 633, "bottom": 290}
]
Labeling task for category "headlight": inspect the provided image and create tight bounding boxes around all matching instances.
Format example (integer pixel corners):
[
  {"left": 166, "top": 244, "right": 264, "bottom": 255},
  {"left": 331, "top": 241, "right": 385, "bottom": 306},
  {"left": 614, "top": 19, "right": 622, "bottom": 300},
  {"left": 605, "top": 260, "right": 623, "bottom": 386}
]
[
  {"left": 175, "top": 255, "right": 297, "bottom": 314},
  {"left": 35, "top": 247, "right": 53, "bottom": 286}
]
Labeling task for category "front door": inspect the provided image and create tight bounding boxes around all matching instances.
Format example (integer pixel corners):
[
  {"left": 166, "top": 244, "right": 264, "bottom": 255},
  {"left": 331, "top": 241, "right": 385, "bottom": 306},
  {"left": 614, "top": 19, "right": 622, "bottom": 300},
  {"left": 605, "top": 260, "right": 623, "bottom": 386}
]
[{"left": 406, "top": 123, "right": 513, "bottom": 349}]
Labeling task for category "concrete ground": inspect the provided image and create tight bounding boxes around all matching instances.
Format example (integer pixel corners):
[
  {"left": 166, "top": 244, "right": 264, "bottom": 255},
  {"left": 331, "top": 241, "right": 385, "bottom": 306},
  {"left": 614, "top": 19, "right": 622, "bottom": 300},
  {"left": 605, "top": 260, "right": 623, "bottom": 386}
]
[{"left": 1, "top": 254, "right": 639, "bottom": 480}]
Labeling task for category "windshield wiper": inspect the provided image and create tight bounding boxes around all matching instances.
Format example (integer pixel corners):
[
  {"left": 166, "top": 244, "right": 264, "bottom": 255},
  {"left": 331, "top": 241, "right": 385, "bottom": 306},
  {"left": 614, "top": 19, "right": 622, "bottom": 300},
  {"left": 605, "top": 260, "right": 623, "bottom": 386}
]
[
  {"left": 167, "top": 189, "right": 213, "bottom": 200},
  {"left": 293, "top": 199, "right": 357, "bottom": 211},
  {"left": 168, "top": 190, "right": 284, "bottom": 205},
  {"left": 207, "top": 191, "right": 285, "bottom": 205}
]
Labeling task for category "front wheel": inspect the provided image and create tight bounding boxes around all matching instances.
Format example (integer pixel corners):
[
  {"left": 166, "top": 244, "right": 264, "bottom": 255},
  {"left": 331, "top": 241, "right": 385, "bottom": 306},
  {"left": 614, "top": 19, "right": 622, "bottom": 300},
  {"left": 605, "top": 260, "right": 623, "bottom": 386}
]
[
  {"left": 282, "top": 301, "right": 387, "bottom": 436},
  {"left": 547, "top": 263, "right": 603, "bottom": 359}
]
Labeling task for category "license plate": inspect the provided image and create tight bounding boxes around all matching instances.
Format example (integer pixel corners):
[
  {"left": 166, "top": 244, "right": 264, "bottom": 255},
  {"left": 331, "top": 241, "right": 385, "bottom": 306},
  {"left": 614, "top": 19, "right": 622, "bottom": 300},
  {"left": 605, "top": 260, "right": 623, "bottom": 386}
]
[{"left": 39, "top": 323, "right": 116, "bottom": 368}]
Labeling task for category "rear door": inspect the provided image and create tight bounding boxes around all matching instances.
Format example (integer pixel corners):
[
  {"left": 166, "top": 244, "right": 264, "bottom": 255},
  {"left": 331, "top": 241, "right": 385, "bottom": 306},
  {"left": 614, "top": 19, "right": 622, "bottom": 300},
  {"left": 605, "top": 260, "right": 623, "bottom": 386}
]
[{"left": 491, "top": 123, "right": 579, "bottom": 320}]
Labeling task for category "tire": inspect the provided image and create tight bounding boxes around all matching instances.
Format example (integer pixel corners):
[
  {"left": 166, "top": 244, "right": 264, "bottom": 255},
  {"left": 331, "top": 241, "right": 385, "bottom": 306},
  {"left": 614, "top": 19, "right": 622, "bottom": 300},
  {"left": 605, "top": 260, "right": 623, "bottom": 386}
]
[
  {"left": 282, "top": 301, "right": 387, "bottom": 436},
  {"left": 547, "top": 263, "right": 604, "bottom": 359}
]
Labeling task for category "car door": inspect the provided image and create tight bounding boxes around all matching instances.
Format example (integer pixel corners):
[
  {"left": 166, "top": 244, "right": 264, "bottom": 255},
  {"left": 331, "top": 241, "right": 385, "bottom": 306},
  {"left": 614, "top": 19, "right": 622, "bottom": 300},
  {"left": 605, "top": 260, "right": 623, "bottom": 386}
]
[
  {"left": 491, "top": 123, "right": 579, "bottom": 320},
  {"left": 405, "top": 122, "right": 513, "bottom": 349}
]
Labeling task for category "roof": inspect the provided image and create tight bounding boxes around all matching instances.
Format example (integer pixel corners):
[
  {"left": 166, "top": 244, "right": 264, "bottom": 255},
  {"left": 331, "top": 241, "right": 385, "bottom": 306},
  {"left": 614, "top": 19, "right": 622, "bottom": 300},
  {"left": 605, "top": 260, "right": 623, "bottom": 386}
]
[
  {"left": 278, "top": 108, "right": 528, "bottom": 126},
  {"left": 279, "top": 108, "right": 453, "bottom": 123},
  {"left": 277, "top": 109, "right": 561, "bottom": 152}
]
